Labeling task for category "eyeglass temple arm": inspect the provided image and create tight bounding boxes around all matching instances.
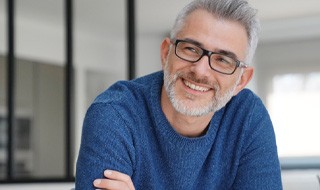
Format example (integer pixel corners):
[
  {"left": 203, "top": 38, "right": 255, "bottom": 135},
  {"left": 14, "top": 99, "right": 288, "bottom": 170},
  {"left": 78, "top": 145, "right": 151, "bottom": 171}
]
[{"left": 238, "top": 61, "right": 248, "bottom": 68}]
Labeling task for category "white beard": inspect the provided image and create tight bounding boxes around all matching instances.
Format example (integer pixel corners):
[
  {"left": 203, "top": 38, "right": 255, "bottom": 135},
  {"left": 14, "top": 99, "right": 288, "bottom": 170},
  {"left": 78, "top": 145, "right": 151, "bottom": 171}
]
[{"left": 163, "top": 60, "right": 241, "bottom": 117}]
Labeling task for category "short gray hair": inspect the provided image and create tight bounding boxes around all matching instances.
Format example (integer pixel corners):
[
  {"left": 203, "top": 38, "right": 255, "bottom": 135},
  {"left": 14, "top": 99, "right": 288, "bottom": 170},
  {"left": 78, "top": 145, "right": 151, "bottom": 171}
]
[{"left": 170, "top": 0, "right": 260, "bottom": 65}]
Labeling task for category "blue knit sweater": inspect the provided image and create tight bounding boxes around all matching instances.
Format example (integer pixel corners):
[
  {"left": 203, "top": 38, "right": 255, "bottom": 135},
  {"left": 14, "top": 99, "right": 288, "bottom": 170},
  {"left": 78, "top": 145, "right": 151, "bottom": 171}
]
[{"left": 75, "top": 71, "right": 282, "bottom": 189}]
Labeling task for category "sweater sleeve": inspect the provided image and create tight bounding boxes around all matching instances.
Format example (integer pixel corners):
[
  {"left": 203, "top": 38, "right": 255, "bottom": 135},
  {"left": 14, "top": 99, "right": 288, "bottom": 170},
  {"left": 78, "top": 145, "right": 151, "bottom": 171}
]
[
  {"left": 232, "top": 99, "right": 282, "bottom": 190},
  {"left": 75, "top": 103, "right": 136, "bottom": 190}
]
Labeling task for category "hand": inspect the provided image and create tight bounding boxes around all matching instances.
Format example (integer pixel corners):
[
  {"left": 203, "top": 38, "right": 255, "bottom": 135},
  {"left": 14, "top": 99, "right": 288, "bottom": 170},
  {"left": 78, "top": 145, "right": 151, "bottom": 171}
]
[{"left": 93, "top": 170, "right": 135, "bottom": 190}]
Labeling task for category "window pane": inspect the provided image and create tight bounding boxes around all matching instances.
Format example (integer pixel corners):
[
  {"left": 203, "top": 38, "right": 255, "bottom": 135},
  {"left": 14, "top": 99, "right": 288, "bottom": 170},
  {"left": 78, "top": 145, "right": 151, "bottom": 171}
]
[
  {"left": 74, "top": 0, "right": 127, "bottom": 174},
  {"left": 268, "top": 73, "right": 320, "bottom": 157},
  {"left": 0, "top": 0, "right": 7, "bottom": 180},
  {"left": 14, "top": 0, "right": 65, "bottom": 179}
]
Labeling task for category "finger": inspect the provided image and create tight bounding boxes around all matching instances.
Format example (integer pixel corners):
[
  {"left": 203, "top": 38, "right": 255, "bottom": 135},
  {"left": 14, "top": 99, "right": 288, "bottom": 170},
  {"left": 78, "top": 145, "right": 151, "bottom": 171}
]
[
  {"left": 93, "top": 178, "right": 130, "bottom": 190},
  {"left": 104, "top": 170, "right": 135, "bottom": 190}
]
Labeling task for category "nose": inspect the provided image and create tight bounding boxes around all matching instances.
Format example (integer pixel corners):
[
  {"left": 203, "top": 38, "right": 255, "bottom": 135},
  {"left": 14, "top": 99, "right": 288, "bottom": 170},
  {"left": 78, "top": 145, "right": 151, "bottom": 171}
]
[{"left": 190, "top": 55, "right": 211, "bottom": 76}]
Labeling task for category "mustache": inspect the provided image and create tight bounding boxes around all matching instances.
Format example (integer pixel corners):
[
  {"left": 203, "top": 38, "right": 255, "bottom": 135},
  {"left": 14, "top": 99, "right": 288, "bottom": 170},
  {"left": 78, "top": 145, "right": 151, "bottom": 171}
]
[{"left": 176, "top": 71, "right": 220, "bottom": 91}]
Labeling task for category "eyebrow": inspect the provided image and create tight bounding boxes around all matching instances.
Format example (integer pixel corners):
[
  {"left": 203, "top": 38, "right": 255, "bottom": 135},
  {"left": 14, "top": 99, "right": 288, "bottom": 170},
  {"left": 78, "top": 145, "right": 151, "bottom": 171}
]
[{"left": 182, "top": 37, "right": 239, "bottom": 60}]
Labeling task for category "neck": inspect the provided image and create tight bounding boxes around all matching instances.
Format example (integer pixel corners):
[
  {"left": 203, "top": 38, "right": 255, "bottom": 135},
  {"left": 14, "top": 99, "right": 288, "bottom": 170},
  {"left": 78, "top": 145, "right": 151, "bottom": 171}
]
[{"left": 161, "top": 86, "right": 214, "bottom": 138}]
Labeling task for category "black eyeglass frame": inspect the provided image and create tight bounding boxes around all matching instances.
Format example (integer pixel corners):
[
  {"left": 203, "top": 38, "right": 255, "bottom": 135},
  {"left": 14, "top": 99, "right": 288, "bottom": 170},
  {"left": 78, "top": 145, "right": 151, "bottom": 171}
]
[{"left": 172, "top": 39, "right": 248, "bottom": 75}]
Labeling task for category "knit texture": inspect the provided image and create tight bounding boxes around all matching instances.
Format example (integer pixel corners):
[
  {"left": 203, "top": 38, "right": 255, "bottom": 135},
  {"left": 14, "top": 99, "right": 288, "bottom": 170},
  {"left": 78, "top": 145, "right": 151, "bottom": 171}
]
[{"left": 75, "top": 71, "right": 282, "bottom": 190}]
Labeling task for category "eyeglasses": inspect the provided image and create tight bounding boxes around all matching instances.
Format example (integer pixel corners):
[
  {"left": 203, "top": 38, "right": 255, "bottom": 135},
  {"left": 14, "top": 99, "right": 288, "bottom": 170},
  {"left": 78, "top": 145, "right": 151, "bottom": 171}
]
[{"left": 172, "top": 39, "right": 248, "bottom": 75}]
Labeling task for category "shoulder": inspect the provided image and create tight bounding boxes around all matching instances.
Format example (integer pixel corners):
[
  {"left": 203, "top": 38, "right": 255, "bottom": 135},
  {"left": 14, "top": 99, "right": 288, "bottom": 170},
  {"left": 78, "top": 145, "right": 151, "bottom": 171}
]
[
  {"left": 84, "top": 71, "right": 163, "bottom": 131},
  {"left": 222, "top": 88, "right": 273, "bottom": 138},
  {"left": 236, "top": 89, "right": 270, "bottom": 121},
  {"left": 225, "top": 89, "right": 276, "bottom": 148},
  {"left": 232, "top": 88, "right": 261, "bottom": 105},
  {"left": 226, "top": 88, "right": 266, "bottom": 117},
  {"left": 93, "top": 71, "right": 163, "bottom": 105}
]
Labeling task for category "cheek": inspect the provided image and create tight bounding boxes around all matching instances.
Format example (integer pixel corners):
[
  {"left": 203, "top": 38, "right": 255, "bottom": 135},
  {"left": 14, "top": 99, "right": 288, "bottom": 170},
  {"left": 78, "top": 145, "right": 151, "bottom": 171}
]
[
  {"left": 165, "top": 57, "right": 184, "bottom": 74},
  {"left": 214, "top": 75, "right": 239, "bottom": 92}
]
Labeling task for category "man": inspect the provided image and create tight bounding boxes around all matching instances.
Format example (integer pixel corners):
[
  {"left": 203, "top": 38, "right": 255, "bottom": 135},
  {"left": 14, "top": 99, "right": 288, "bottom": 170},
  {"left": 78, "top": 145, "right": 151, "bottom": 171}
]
[{"left": 76, "top": 0, "right": 282, "bottom": 189}]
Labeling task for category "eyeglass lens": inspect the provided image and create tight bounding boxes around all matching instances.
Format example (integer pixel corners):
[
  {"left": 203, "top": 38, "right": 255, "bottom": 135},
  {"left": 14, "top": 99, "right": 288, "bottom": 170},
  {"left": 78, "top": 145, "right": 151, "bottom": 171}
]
[{"left": 176, "top": 41, "right": 237, "bottom": 74}]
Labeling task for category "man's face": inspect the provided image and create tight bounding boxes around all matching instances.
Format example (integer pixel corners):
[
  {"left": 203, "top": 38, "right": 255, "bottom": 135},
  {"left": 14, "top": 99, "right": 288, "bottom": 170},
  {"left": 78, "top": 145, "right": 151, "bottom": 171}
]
[{"left": 161, "top": 9, "right": 250, "bottom": 117}]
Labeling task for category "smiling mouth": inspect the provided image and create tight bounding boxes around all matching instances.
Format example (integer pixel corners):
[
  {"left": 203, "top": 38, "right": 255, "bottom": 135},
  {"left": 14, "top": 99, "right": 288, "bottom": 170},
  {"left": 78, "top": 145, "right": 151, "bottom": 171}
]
[{"left": 183, "top": 79, "right": 210, "bottom": 92}]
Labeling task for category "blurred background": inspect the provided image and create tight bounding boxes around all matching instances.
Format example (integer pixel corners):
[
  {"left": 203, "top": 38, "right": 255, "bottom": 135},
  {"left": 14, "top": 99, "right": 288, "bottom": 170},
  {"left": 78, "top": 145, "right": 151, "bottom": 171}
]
[{"left": 0, "top": 0, "right": 319, "bottom": 189}]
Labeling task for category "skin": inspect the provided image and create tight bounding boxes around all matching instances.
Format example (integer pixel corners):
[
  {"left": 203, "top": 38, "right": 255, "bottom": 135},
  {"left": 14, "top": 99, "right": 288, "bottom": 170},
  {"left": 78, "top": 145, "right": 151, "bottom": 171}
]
[
  {"left": 161, "top": 9, "right": 252, "bottom": 137},
  {"left": 93, "top": 170, "right": 135, "bottom": 190},
  {"left": 93, "top": 9, "right": 253, "bottom": 189}
]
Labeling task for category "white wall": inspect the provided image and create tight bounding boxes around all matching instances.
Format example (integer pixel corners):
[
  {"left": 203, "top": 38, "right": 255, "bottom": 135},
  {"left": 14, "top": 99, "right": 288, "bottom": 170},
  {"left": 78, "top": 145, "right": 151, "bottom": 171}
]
[
  {"left": 137, "top": 32, "right": 164, "bottom": 77},
  {"left": 282, "top": 170, "right": 320, "bottom": 190}
]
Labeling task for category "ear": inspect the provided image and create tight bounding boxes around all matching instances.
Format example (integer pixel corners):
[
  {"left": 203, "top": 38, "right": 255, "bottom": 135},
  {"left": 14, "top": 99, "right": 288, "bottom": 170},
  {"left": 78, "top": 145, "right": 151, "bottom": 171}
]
[
  {"left": 160, "top": 37, "right": 171, "bottom": 69},
  {"left": 233, "top": 67, "right": 254, "bottom": 95}
]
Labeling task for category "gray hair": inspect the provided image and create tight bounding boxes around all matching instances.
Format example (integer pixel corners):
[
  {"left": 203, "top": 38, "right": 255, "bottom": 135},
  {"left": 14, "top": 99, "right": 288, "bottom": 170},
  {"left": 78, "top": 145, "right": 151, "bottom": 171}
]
[{"left": 170, "top": 0, "right": 260, "bottom": 65}]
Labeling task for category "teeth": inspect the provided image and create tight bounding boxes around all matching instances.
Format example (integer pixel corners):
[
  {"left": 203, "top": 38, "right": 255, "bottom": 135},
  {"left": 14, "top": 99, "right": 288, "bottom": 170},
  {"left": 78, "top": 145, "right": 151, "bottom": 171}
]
[{"left": 184, "top": 80, "right": 209, "bottom": 92}]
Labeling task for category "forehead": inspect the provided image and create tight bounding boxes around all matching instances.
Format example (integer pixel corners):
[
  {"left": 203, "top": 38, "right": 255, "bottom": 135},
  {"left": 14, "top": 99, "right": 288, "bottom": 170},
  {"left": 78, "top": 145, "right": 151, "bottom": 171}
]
[{"left": 177, "top": 9, "right": 248, "bottom": 60}]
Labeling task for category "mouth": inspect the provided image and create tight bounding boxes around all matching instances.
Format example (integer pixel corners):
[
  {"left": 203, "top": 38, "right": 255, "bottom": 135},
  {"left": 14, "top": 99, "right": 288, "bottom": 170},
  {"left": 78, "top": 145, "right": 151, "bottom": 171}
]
[{"left": 183, "top": 79, "right": 210, "bottom": 92}]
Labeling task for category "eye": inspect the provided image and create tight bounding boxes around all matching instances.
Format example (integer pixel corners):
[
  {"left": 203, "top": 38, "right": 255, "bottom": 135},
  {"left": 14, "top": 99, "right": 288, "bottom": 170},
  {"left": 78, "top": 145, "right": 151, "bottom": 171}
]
[
  {"left": 182, "top": 45, "right": 201, "bottom": 55},
  {"left": 185, "top": 46, "right": 196, "bottom": 52},
  {"left": 215, "top": 56, "right": 229, "bottom": 64},
  {"left": 214, "top": 55, "right": 232, "bottom": 63}
]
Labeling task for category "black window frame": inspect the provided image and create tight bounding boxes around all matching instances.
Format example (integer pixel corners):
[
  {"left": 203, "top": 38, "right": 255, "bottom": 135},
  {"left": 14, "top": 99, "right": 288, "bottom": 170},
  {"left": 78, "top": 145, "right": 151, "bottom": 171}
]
[{"left": 1, "top": 0, "right": 136, "bottom": 183}]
